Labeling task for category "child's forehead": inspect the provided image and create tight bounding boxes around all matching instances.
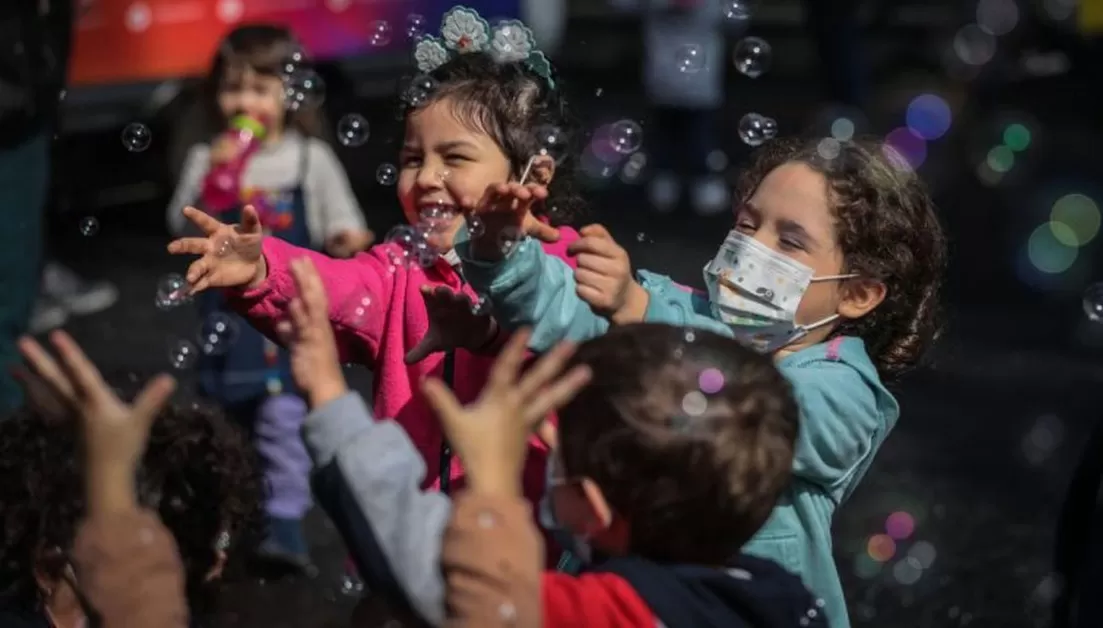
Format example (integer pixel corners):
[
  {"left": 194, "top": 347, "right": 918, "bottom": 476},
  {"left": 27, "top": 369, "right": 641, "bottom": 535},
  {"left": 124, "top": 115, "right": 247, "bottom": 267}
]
[
  {"left": 405, "top": 98, "right": 493, "bottom": 141},
  {"left": 220, "top": 61, "right": 280, "bottom": 83}
]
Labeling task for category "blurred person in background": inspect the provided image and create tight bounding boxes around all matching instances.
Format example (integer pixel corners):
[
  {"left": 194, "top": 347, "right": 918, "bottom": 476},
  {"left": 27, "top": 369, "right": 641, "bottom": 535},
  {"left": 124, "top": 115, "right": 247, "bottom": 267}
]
[
  {"left": 632, "top": 0, "right": 731, "bottom": 216},
  {"left": 0, "top": 0, "right": 74, "bottom": 413}
]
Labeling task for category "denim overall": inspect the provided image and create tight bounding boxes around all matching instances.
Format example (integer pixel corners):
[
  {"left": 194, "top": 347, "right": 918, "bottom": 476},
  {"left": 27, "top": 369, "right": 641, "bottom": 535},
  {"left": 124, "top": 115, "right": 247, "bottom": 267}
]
[{"left": 198, "top": 144, "right": 313, "bottom": 527}]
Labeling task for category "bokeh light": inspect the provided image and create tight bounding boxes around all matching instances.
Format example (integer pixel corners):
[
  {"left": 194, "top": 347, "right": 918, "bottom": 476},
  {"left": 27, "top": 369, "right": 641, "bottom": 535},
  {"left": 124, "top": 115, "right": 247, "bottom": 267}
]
[
  {"left": 885, "top": 511, "right": 916, "bottom": 541},
  {"left": 1026, "top": 223, "right": 1078, "bottom": 274},
  {"left": 1049, "top": 193, "right": 1100, "bottom": 247},
  {"left": 867, "top": 533, "right": 897, "bottom": 563},
  {"left": 905, "top": 94, "right": 952, "bottom": 141}
]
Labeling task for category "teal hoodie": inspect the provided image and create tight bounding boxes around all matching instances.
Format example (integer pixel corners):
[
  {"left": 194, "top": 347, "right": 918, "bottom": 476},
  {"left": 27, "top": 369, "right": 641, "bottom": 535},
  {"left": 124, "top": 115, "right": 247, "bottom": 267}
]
[{"left": 458, "top": 234, "right": 900, "bottom": 628}]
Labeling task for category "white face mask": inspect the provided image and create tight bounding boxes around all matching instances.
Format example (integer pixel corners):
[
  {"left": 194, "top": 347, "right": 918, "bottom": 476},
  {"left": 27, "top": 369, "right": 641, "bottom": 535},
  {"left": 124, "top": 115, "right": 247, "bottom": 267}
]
[
  {"left": 539, "top": 456, "right": 593, "bottom": 566},
  {"left": 704, "top": 231, "right": 858, "bottom": 353}
]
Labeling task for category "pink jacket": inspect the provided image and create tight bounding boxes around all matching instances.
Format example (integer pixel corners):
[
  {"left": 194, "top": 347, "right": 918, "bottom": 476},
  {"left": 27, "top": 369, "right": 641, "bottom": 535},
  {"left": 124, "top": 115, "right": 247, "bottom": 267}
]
[{"left": 228, "top": 228, "right": 580, "bottom": 505}]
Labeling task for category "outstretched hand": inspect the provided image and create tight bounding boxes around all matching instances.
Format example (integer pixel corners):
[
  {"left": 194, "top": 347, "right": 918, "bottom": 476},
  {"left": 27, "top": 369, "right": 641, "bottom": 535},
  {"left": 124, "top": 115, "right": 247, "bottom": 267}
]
[
  {"left": 461, "top": 182, "right": 560, "bottom": 261},
  {"left": 420, "top": 329, "right": 591, "bottom": 496},
  {"left": 568, "top": 224, "right": 649, "bottom": 323},
  {"left": 405, "top": 286, "right": 500, "bottom": 364},
  {"left": 166, "top": 205, "right": 266, "bottom": 293},
  {"left": 17, "top": 331, "right": 176, "bottom": 516}
]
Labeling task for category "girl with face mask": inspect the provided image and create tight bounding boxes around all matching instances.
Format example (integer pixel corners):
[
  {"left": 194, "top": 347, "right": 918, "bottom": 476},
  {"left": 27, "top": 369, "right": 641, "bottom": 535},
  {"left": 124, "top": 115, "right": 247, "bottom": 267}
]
[{"left": 452, "top": 136, "right": 948, "bottom": 628}]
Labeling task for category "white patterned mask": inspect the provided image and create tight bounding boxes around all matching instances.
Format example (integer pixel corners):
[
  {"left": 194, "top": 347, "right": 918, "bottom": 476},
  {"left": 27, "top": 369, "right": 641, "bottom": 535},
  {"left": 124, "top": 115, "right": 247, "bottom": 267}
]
[{"left": 704, "top": 231, "right": 857, "bottom": 353}]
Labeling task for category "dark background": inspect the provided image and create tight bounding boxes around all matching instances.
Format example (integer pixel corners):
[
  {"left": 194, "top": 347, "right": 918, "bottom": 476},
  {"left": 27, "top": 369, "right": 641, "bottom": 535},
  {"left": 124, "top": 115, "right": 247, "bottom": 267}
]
[{"left": 42, "top": 1, "right": 1103, "bottom": 626}]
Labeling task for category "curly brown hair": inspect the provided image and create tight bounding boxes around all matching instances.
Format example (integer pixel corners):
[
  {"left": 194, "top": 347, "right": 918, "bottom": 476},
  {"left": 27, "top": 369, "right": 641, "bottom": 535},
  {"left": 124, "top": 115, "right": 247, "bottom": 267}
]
[
  {"left": 557, "top": 323, "right": 799, "bottom": 565},
  {"left": 736, "top": 136, "right": 947, "bottom": 379},
  {"left": 403, "top": 52, "right": 584, "bottom": 226},
  {"left": 0, "top": 386, "right": 264, "bottom": 615}
]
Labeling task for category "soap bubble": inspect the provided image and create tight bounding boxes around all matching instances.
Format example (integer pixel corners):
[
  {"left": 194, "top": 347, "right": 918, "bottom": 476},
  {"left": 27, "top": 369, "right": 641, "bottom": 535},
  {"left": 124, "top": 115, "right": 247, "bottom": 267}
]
[
  {"left": 121, "top": 122, "right": 152, "bottom": 152},
  {"left": 403, "top": 74, "right": 438, "bottom": 108},
  {"left": 533, "top": 125, "right": 569, "bottom": 163},
  {"left": 336, "top": 114, "right": 369, "bottom": 147},
  {"left": 738, "top": 113, "right": 778, "bottom": 147},
  {"left": 155, "top": 273, "right": 191, "bottom": 310},
  {"left": 197, "top": 312, "right": 239, "bottom": 356},
  {"left": 467, "top": 214, "right": 486, "bottom": 238},
  {"left": 79, "top": 217, "right": 99, "bottom": 236},
  {"left": 168, "top": 339, "right": 198, "bottom": 370},
  {"left": 675, "top": 44, "right": 706, "bottom": 74},
  {"left": 370, "top": 20, "right": 392, "bottom": 47},
  {"left": 609, "top": 120, "right": 643, "bottom": 155},
  {"left": 723, "top": 0, "right": 754, "bottom": 23},
  {"left": 284, "top": 69, "right": 325, "bottom": 111},
  {"left": 383, "top": 224, "right": 437, "bottom": 269},
  {"left": 280, "top": 50, "right": 307, "bottom": 78},
  {"left": 376, "top": 163, "right": 397, "bottom": 186},
  {"left": 1084, "top": 282, "right": 1103, "bottom": 322},
  {"left": 732, "top": 36, "right": 772, "bottom": 78},
  {"left": 406, "top": 13, "right": 426, "bottom": 39}
]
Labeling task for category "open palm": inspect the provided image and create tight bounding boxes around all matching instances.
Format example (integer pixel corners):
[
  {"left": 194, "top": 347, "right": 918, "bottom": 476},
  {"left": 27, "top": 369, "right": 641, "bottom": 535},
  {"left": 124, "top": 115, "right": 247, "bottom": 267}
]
[{"left": 166, "top": 205, "right": 265, "bottom": 293}]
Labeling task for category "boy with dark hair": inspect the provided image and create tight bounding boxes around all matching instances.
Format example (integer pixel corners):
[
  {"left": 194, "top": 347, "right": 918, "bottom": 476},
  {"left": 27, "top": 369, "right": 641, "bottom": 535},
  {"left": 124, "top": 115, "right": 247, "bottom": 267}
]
[{"left": 275, "top": 257, "right": 825, "bottom": 627}]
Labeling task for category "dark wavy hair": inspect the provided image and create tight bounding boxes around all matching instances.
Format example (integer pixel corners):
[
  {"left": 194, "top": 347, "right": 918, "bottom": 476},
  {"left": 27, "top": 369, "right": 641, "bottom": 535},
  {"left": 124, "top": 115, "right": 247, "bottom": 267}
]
[
  {"left": 0, "top": 391, "right": 264, "bottom": 615},
  {"left": 402, "top": 52, "right": 584, "bottom": 225},
  {"left": 736, "top": 136, "right": 947, "bottom": 379}
]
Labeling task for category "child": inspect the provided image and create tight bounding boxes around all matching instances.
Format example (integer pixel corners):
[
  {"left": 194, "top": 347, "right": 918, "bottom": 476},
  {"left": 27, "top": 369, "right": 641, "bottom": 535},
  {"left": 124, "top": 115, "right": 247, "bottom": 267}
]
[
  {"left": 167, "top": 8, "right": 582, "bottom": 551},
  {"left": 271, "top": 257, "right": 822, "bottom": 627},
  {"left": 165, "top": 23, "right": 373, "bottom": 567},
  {"left": 453, "top": 136, "right": 948, "bottom": 627},
  {"left": 0, "top": 332, "right": 264, "bottom": 627}
]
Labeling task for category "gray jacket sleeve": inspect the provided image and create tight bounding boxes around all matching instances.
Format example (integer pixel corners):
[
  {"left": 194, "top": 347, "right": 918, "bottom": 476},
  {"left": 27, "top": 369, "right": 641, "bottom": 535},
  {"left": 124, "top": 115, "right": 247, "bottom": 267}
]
[{"left": 302, "top": 392, "right": 449, "bottom": 625}]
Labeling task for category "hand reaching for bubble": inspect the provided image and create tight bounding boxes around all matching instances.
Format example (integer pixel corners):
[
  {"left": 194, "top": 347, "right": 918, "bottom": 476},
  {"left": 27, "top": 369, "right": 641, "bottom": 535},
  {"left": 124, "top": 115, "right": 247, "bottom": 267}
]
[
  {"left": 568, "top": 224, "right": 650, "bottom": 323},
  {"left": 273, "top": 257, "right": 349, "bottom": 409},
  {"left": 166, "top": 205, "right": 266, "bottom": 293},
  {"left": 462, "top": 182, "right": 561, "bottom": 261},
  {"left": 420, "top": 329, "right": 592, "bottom": 496},
  {"left": 16, "top": 331, "right": 176, "bottom": 516},
  {"left": 405, "top": 286, "right": 501, "bottom": 364}
]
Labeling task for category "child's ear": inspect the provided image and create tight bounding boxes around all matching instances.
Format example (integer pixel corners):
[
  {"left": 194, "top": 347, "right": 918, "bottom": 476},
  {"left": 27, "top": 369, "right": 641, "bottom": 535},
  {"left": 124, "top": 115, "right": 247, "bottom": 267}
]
[
  {"left": 838, "top": 278, "right": 887, "bottom": 320},
  {"left": 579, "top": 477, "right": 613, "bottom": 532},
  {"left": 527, "top": 154, "right": 556, "bottom": 186}
]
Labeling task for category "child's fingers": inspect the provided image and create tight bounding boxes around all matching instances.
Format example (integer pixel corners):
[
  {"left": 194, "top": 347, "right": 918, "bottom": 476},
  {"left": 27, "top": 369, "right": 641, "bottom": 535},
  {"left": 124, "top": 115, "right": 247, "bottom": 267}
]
[
  {"left": 487, "top": 328, "right": 532, "bottom": 390},
  {"left": 182, "top": 206, "right": 224, "bottom": 235},
  {"left": 167, "top": 237, "right": 210, "bottom": 256},
  {"left": 579, "top": 224, "right": 613, "bottom": 240},
  {"left": 49, "top": 330, "right": 111, "bottom": 404},
  {"left": 573, "top": 268, "right": 607, "bottom": 292},
  {"left": 185, "top": 258, "right": 209, "bottom": 285},
  {"left": 575, "top": 284, "right": 605, "bottom": 308},
  {"left": 17, "top": 336, "right": 75, "bottom": 401},
  {"left": 524, "top": 183, "right": 549, "bottom": 201},
  {"left": 130, "top": 374, "right": 177, "bottom": 434},
  {"left": 568, "top": 236, "right": 619, "bottom": 259},
  {"left": 515, "top": 340, "right": 578, "bottom": 401},
  {"left": 420, "top": 377, "right": 465, "bottom": 427},
  {"left": 524, "top": 366, "right": 592, "bottom": 429},
  {"left": 289, "top": 258, "right": 328, "bottom": 319},
  {"left": 287, "top": 297, "right": 309, "bottom": 335},
  {"left": 575, "top": 251, "right": 623, "bottom": 275},
  {"left": 526, "top": 220, "right": 561, "bottom": 244},
  {"left": 240, "top": 205, "right": 262, "bottom": 234}
]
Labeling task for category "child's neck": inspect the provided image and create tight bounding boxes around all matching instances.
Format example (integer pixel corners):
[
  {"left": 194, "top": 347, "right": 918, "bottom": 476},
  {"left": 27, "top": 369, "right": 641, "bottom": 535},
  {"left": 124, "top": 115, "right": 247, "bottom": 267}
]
[{"left": 263, "top": 126, "right": 284, "bottom": 146}]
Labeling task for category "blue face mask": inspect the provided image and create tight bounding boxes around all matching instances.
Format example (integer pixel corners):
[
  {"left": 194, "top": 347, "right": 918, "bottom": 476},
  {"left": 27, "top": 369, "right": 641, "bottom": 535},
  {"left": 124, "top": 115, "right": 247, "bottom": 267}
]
[{"left": 539, "top": 455, "right": 594, "bottom": 568}]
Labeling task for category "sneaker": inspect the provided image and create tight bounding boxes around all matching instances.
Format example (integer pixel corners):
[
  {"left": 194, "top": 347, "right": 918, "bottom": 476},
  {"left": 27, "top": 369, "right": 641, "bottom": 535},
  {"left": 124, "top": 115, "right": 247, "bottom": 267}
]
[
  {"left": 691, "top": 176, "right": 731, "bottom": 216},
  {"left": 648, "top": 172, "right": 681, "bottom": 214},
  {"left": 28, "top": 298, "right": 68, "bottom": 335},
  {"left": 256, "top": 516, "right": 314, "bottom": 574},
  {"left": 40, "top": 262, "right": 119, "bottom": 317}
]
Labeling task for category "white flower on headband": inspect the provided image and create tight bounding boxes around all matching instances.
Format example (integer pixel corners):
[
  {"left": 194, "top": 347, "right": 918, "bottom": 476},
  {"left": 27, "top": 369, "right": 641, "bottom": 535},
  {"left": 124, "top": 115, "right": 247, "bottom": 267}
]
[
  {"left": 490, "top": 20, "right": 535, "bottom": 64},
  {"left": 414, "top": 36, "right": 449, "bottom": 73},
  {"left": 441, "top": 7, "right": 489, "bottom": 53}
]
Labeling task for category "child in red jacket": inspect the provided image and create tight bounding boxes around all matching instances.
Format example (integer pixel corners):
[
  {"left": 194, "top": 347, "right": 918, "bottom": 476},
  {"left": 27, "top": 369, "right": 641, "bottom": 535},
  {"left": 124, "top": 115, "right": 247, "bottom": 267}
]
[{"left": 428, "top": 323, "right": 828, "bottom": 628}]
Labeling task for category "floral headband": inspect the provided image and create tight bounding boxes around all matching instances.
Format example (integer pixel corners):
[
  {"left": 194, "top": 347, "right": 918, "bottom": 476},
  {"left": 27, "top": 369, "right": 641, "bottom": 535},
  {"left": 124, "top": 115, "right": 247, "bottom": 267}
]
[{"left": 413, "top": 5, "right": 555, "bottom": 89}]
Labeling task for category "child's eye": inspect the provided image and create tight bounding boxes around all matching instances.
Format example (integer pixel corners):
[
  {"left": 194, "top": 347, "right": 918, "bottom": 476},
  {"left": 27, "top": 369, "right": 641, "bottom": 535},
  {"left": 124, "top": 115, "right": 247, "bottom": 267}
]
[
  {"left": 444, "top": 154, "right": 470, "bottom": 164},
  {"left": 401, "top": 156, "right": 422, "bottom": 168},
  {"left": 779, "top": 238, "right": 804, "bottom": 251}
]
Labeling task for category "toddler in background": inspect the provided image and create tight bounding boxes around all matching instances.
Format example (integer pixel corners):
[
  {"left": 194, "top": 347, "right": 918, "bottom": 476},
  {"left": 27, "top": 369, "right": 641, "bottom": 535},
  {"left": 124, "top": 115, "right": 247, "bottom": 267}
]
[{"left": 166, "top": 23, "right": 372, "bottom": 568}]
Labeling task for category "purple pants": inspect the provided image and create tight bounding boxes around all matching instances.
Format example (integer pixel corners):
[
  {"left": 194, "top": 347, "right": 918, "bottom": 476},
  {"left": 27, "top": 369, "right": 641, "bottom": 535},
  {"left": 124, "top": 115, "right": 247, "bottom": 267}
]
[{"left": 252, "top": 394, "right": 313, "bottom": 520}]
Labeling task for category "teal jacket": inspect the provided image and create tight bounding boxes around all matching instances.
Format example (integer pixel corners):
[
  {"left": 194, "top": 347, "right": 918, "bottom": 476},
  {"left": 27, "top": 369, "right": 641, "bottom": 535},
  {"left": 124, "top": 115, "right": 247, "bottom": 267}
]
[{"left": 459, "top": 234, "right": 900, "bottom": 628}]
